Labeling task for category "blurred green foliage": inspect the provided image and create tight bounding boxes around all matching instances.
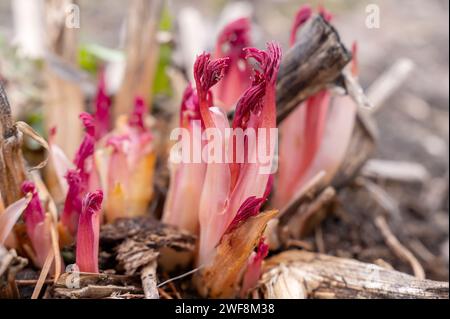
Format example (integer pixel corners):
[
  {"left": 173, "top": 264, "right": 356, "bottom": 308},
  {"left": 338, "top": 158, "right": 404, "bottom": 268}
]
[{"left": 152, "top": 6, "right": 173, "bottom": 97}]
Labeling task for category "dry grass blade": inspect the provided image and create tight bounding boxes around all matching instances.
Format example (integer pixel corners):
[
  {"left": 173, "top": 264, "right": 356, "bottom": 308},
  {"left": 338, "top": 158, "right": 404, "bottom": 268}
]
[
  {"left": 31, "top": 249, "right": 55, "bottom": 299},
  {"left": 113, "top": 0, "right": 164, "bottom": 118},
  {"left": 375, "top": 215, "right": 426, "bottom": 280}
]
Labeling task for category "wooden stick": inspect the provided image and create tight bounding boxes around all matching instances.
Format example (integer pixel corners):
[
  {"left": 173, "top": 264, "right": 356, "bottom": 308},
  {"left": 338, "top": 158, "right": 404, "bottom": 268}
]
[
  {"left": 257, "top": 250, "right": 448, "bottom": 299},
  {"left": 141, "top": 260, "right": 159, "bottom": 299},
  {"left": 276, "top": 15, "right": 352, "bottom": 123},
  {"left": 366, "top": 58, "right": 415, "bottom": 114}
]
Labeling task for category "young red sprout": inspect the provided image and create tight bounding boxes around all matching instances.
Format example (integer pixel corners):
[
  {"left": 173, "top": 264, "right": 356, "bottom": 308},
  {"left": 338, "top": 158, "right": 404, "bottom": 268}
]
[
  {"left": 93, "top": 69, "right": 112, "bottom": 141},
  {"left": 162, "top": 84, "right": 206, "bottom": 234},
  {"left": 297, "top": 42, "right": 359, "bottom": 187},
  {"left": 21, "top": 181, "right": 53, "bottom": 268},
  {"left": 60, "top": 113, "right": 100, "bottom": 240},
  {"left": 76, "top": 190, "right": 103, "bottom": 273},
  {"left": 48, "top": 72, "right": 110, "bottom": 197},
  {"left": 96, "top": 97, "right": 156, "bottom": 223},
  {"left": 194, "top": 44, "right": 281, "bottom": 298},
  {"left": 197, "top": 43, "right": 281, "bottom": 266},
  {"left": 196, "top": 198, "right": 277, "bottom": 298},
  {"left": 240, "top": 237, "right": 269, "bottom": 297},
  {"left": 275, "top": 5, "right": 348, "bottom": 208},
  {"left": 212, "top": 17, "right": 253, "bottom": 111}
]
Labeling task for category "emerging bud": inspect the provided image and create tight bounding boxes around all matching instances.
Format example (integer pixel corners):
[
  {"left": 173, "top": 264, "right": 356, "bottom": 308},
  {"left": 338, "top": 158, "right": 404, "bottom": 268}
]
[
  {"left": 60, "top": 114, "right": 100, "bottom": 238},
  {"left": 99, "top": 98, "right": 156, "bottom": 223},
  {"left": 213, "top": 18, "right": 253, "bottom": 111},
  {"left": 194, "top": 53, "right": 229, "bottom": 128},
  {"left": 197, "top": 43, "right": 281, "bottom": 268},
  {"left": 76, "top": 190, "right": 103, "bottom": 273},
  {"left": 240, "top": 238, "right": 269, "bottom": 297},
  {"left": 21, "top": 181, "right": 53, "bottom": 268},
  {"left": 275, "top": 6, "right": 358, "bottom": 208},
  {"left": 93, "top": 70, "right": 112, "bottom": 141},
  {"left": 162, "top": 85, "right": 206, "bottom": 234}
]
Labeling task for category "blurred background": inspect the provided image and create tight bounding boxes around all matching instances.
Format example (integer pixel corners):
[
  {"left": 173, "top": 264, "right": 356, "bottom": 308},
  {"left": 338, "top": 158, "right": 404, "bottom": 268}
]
[{"left": 0, "top": 0, "right": 448, "bottom": 280}]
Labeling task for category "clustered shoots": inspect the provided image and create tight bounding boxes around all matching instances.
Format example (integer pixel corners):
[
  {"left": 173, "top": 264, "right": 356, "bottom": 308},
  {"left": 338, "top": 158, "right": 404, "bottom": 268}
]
[
  {"left": 46, "top": 75, "right": 156, "bottom": 273},
  {"left": 0, "top": 4, "right": 362, "bottom": 299}
]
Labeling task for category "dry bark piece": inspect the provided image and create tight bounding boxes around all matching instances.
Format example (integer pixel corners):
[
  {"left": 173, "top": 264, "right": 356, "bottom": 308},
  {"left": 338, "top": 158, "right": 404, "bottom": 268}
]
[
  {"left": 276, "top": 14, "right": 352, "bottom": 123},
  {"left": 116, "top": 238, "right": 159, "bottom": 275},
  {"left": 54, "top": 285, "right": 142, "bottom": 299},
  {"left": 256, "top": 250, "right": 448, "bottom": 299},
  {"left": 101, "top": 217, "right": 196, "bottom": 298},
  {"left": 0, "top": 246, "right": 28, "bottom": 299},
  {"left": 100, "top": 217, "right": 196, "bottom": 253},
  {"left": 52, "top": 272, "right": 142, "bottom": 299}
]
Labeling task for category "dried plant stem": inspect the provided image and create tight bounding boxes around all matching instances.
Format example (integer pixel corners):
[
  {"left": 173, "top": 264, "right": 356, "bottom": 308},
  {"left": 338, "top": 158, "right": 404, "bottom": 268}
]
[
  {"left": 44, "top": 0, "right": 84, "bottom": 159},
  {"left": 113, "top": 0, "right": 164, "bottom": 119}
]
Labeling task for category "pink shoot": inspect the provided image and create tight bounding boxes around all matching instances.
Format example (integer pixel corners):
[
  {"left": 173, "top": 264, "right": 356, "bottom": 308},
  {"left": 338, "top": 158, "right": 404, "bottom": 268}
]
[
  {"left": 240, "top": 238, "right": 269, "bottom": 297},
  {"left": 93, "top": 69, "right": 111, "bottom": 141},
  {"left": 76, "top": 190, "right": 103, "bottom": 273},
  {"left": 61, "top": 170, "right": 83, "bottom": 237},
  {"left": 275, "top": 6, "right": 337, "bottom": 208},
  {"left": 197, "top": 43, "right": 281, "bottom": 266},
  {"left": 60, "top": 113, "right": 99, "bottom": 238},
  {"left": 213, "top": 18, "right": 253, "bottom": 111},
  {"left": 162, "top": 85, "right": 206, "bottom": 234},
  {"left": 100, "top": 97, "right": 156, "bottom": 222},
  {"left": 193, "top": 53, "right": 229, "bottom": 129},
  {"left": 21, "top": 181, "right": 52, "bottom": 268}
]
